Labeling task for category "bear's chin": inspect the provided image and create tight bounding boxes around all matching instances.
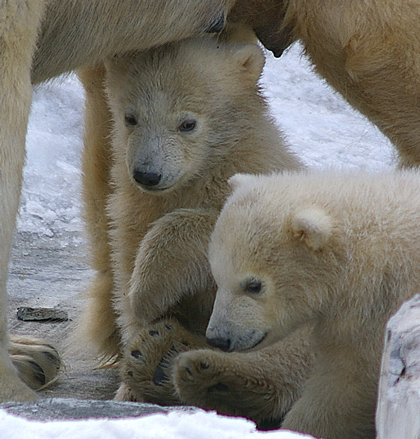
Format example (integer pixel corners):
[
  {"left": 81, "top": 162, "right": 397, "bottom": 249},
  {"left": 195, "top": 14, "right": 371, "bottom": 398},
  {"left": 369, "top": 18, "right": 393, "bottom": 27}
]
[
  {"left": 138, "top": 185, "right": 172, "bottom": 193},
  {"left": 135, "top": 181, "right": 180, "bottom": 195},
  {"left": 235, "top": 331, "right": 268, "bottom": 352}
]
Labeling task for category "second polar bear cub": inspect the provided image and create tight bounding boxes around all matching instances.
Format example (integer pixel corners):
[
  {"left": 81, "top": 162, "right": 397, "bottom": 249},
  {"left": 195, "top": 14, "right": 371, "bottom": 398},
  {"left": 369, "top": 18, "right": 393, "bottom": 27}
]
[{"left": 207, "top": 170, "right": 420, "bottom": 439}]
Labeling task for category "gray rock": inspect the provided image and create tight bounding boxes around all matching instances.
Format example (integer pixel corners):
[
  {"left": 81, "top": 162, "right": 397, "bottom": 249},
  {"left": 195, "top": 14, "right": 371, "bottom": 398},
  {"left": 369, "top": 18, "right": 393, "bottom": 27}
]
[{"left": 1, "top": 398, "right": 195, "bottom": 421}]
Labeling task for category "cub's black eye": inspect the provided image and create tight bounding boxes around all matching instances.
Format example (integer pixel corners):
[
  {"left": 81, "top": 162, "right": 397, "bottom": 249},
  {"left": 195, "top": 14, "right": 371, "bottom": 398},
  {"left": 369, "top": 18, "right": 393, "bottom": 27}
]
[
  {"left": 179, "top": 119, "right": 196, "bottom": 132},
  {"left": 124, "top": 114, "right": 138, "bottom": 126},
  {"left": 242, "top": 278, "right": 263, "bottom": 294}
]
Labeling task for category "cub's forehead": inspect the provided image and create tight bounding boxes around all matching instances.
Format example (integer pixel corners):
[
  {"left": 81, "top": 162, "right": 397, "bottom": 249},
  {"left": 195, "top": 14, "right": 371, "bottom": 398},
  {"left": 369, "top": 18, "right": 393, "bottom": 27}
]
[
  {"left": 130, "top": 47, "right": 211, "bottom": 81},
  {"left": 121, "top": 64, "right": 216, "bottom": 110},
  {"left": 210, "top": 202, "right": 275, "bottom": 284},
  {"left": 129, "top": 85, "right": 213, "bottom": 120}
]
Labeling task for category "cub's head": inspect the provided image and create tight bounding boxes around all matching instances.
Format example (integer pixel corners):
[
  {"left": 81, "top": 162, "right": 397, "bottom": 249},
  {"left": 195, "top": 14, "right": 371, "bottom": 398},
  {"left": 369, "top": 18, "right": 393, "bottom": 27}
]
[
  {"left": 207, "top": 172, "right": 343, "bottom": 352},
  {"left": 105, "top": 37, "right": 265, "bottom": 194}
]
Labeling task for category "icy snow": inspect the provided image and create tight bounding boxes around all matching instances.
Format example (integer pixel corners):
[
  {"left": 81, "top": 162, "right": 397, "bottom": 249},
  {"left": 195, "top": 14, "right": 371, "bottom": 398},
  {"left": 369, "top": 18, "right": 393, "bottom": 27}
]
[
  {"left": 0, "top": 409, "right": 319, "bottom": 439},
  {"left": 3, "top": 42, "right": 396, "bottom": 437}
]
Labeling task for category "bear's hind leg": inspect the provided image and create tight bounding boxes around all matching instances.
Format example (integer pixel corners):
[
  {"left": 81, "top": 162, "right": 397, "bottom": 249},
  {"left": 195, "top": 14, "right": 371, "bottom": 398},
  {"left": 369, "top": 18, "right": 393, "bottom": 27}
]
[
  {"left": 0, "top": 0, "right": 47, "bottom": 402},
  {"left": 73, "top": 65, "right": 120, "bottom": 363},
  {"left": 282, "top": 363, "right": 376, "bottom": 439}
]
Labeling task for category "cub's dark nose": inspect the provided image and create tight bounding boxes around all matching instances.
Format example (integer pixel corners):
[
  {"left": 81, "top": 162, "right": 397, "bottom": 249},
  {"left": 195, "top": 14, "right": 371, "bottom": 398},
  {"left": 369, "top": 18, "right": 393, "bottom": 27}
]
[
  {"left": 205, "top": 13, "right": 225, "bottom": 33},
  {"left": 133, "top": 170, "right": 161, "bottom": 187},
  {"left": 206, "top": 337, "right": 231, "bottom": 352}
]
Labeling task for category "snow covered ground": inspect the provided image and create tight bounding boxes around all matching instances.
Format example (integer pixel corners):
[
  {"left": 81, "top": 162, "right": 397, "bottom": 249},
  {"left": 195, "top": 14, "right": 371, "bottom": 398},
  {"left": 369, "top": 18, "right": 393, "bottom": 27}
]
[
  {"left": 3, "top": 42, "right": 397, "bottom": 437},
  {"left": 0, "top": 409, "right": 316, "bottom": 439}
]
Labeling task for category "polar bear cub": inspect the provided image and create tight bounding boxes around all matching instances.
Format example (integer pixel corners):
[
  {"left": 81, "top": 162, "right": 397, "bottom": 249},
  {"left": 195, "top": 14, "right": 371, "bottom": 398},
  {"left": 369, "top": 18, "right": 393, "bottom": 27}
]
[
  {"left": 94, "top": 35, "right": 309, "bottom": 414},
  {"left": 207, "top": 169, "right": 420, "bottom": 439}
]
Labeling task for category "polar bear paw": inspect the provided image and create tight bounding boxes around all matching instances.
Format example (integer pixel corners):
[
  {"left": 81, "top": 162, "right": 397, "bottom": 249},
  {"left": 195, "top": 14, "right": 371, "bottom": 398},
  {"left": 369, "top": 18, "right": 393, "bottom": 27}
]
[
  {"left": 115, "top": 319, "right": 207, "bottom": 405},
  {"left": 172, "top": 349, "right": 283, "bottom": 428},
  {"left": 9, "top": 335, "right": 61, "bottom": 391},
  {"left": 173, "top": 349, "right": 236, "bottom": 407}
]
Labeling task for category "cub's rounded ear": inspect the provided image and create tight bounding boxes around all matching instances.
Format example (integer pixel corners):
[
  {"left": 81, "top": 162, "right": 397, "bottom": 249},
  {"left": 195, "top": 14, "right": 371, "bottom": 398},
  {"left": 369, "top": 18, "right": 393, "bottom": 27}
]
[
  {"left": 233, "top": 43, "right": 265, "bottom": 82},
  {"left": 228, "top": 173, "right": 257, "bottom": 192},
  {"left": 290, "top": 208, "right": 332, "bottom": 251}
]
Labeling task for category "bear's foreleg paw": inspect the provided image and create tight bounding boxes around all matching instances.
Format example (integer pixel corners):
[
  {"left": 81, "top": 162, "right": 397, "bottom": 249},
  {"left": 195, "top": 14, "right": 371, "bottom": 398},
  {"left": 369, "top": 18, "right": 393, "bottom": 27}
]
[
  {"left": 173, "top": 349, "right": 234, "bottom": 406},
  {"left": 116, "top": 319, "right": 207, "bottom": 405},
  {"left": 173, "top": 349, "right": 284, "bottom": 426}
]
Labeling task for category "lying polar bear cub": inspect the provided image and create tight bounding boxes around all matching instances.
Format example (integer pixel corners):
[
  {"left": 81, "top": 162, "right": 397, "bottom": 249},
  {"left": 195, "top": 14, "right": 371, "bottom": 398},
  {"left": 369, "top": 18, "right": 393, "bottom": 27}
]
[{"left": 207, "top": 169, "right": 420, "bottom": 439}]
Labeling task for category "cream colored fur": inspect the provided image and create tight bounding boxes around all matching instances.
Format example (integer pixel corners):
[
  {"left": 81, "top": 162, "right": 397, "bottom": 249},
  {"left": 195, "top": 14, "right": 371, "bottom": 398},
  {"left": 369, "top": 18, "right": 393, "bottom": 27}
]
[
  {"left": 4, "top": 0, "right": 417, "bottom": 409},
  {"left": 0, "top": 0, "right": 233, "bottom": 402},
  {"left": 74, "top": 2, "right": 420, "bottom": 415},
  {"left": 208, "top": 169, "right": 420, "bottom": 439}
]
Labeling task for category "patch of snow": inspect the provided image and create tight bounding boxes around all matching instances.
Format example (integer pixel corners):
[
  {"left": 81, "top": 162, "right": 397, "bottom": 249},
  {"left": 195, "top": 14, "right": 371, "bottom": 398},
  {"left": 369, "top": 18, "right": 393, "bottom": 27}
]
[{"left": 0, "top": 410, "right": 318, "bottom": 439}]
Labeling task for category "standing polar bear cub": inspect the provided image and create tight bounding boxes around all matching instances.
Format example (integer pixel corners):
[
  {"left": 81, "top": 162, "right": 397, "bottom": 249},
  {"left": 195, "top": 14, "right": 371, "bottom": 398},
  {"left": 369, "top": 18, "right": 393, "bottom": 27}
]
[{"left": 208, "top": 170, "right": 420, "bottom": 439}]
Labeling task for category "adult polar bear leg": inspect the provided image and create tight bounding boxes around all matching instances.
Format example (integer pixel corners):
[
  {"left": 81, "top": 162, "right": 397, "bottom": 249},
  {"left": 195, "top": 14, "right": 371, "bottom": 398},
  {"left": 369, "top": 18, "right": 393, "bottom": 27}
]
[
  {"left": 8, "top": 335, "right": 61, "bottom": 391},
  {"left": 288, "top": 0, "right": 420, "bottom": 168},
  {"left": 74, "top": 65, "right": 120, "bottom": 362},
  {"left": 0, "top": 0, "right": 46, "bottom": 402},
  {"left": 228, "top": 0, "right": 420, "bottom": 167}
]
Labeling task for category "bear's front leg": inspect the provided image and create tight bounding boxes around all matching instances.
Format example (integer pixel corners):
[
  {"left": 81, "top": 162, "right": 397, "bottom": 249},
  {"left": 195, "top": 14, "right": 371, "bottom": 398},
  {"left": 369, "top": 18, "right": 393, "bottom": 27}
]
[
  {"left": 173, "top": 326, "right": 313, "bottom": 428},
  {"left": 126, "top": 208, "right": 220, "bottom": 327},
  {"left": 9, "top": 335, "right": 61, "bottom": 391},
  {"left": 0, "top": 0, "right": 48, "bottom": 402}
]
